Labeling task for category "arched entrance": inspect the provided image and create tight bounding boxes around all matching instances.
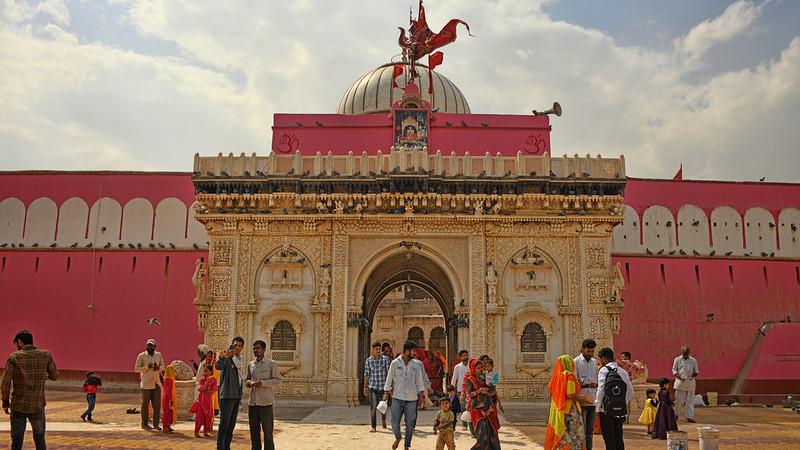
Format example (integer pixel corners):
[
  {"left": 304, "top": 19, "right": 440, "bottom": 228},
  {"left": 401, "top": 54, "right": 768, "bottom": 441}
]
[{"left": 357, "top": 249, "right": 457, "bottom": 404}]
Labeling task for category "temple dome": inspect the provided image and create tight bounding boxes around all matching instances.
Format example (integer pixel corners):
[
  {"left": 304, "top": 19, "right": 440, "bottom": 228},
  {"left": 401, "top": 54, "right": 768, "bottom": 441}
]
[{"left": 337, "top": 62, "right": 471, "bottom": 115}]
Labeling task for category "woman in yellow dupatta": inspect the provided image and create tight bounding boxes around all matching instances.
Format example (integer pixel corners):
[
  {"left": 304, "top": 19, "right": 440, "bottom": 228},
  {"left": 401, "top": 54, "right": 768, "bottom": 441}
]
[
  {"left": 161, "top": 365, "right": 178, "bottom": 432},
  {"left": 545, "top": 355, "right": 588, "bottom": 450}
]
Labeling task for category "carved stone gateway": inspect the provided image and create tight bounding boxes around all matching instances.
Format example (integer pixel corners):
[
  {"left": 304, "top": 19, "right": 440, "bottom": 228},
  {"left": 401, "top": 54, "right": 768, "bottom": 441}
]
[{"left": 191, "top": 149, "right": 626, "bottom": 404}]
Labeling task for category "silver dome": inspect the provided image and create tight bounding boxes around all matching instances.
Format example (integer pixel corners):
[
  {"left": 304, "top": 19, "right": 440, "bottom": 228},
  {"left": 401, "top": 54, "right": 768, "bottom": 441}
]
[{"left": 337, "top": 62, "right": 471, "bottom": 115}]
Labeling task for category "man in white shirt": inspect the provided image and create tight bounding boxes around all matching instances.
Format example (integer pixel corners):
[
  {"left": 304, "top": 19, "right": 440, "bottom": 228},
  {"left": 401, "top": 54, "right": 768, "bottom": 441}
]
[
  {"left": 134, "top": 338, "right": 165, "bottom": 430},
  {"left": 383, "top": 340, "right": 431, "bottom": 450},
  {"left": 594, "top": 347, "right": 634, "bottom": 450},
  {"left": 672, "top": 345, "right": 699, "bottom": 423},
  {"left": 574, "top": 339, "right": 598, "bottom": 450},
  {"left": 450, "top": 349, "right": 470, "bottom": 430}
]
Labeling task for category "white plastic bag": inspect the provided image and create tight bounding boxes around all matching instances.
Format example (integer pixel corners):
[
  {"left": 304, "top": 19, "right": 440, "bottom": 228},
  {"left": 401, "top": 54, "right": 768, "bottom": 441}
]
[
  {"left": 377, "top": 400, "right": 388, "bottom": 414},
  {"left": 461, "top": 410, "right": 471, "bottom": 422}
]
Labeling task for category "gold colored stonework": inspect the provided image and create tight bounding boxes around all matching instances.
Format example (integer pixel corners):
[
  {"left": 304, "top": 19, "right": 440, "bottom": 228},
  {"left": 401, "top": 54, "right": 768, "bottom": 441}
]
[{"left": 192, "top": 149, "right": 626, "bottom": 405}]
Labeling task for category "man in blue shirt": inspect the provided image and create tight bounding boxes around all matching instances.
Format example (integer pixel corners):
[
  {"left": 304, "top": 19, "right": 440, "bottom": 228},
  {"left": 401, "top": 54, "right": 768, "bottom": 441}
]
[
  {"left": 364, "top": 341, "right": 391, "bottom": 432},
  {"left": 383, "top": 340, "right": 431, "bottom": 450}
]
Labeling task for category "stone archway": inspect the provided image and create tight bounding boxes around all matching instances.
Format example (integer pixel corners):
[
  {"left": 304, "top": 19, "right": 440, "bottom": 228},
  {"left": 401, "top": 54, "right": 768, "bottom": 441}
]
[{"left": 356, "top": 248, "right": 458, "bottom": 404}]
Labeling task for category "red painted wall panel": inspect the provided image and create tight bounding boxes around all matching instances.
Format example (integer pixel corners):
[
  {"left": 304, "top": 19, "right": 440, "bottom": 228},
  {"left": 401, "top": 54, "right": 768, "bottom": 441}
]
[
  {"left": 611, "top": 256, "right": 800, "bottom": 382},
  {"left": 1, "top": 251, "right": 205, "bottom": 372}
]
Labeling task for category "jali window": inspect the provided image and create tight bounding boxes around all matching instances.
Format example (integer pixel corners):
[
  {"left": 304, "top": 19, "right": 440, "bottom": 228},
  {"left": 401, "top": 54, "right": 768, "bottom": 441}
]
[
  {"left": 521, "top": 322, "right": 546, "bottom": 353},
  {"left": 271, "top": 320, "right": 296, "bottom": 350}
]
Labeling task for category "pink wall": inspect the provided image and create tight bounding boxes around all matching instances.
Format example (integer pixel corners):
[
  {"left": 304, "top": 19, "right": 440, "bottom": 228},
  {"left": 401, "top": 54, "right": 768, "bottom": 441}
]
[
  {"left": 749, "top": 323, "right": 800, "bottom": 380},
  {"left": 611, "top": 256, "right": 800, "bottom": 382},
  {"left": 272, "top": 113, "right": 551, "bottom": 156},
  {"left": 0, "top": 250, "right": 206, "bottom": 373},
  {"left": 624, "top": 178, "right": 800, "bottom": 218}
]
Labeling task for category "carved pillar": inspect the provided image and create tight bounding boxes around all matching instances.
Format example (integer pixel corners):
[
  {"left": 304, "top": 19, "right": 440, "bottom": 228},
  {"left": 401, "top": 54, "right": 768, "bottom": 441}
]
[{"left": 470, "top": 224, "right": 486, "bottom": 355}]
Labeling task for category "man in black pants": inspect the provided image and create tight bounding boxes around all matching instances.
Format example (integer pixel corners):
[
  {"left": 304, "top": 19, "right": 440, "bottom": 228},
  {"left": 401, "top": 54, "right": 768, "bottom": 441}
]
[
  {"left": 216, "top": 337, "right": 245, "bottom": 450},
  {"left": 245, "top": 340, "right": 282, "bottom": 450},
  {"left": 594, "top": 347, "right": 634, "bottom": 450}
]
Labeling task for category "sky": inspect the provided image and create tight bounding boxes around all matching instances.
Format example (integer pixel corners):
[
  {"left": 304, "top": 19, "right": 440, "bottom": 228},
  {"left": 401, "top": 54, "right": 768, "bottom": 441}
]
[{"left": 1, "top": 0, "right": 799, "bottom": 182}]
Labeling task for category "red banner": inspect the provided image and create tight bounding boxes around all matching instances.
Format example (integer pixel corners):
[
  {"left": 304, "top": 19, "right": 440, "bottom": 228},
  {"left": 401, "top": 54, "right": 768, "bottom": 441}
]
[{"left": 392, "top": 64, "right": 404, "bottom": 88}]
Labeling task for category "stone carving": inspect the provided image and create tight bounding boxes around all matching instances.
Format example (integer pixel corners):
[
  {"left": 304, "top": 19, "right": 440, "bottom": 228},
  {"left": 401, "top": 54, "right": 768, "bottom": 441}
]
[
  {"left": 170, "top": 360, "right": 194, "bottom": 381},
  {"left": 486, "top": 266, "right": 499, "bottom": 304},
  {"left": 316, "top": 265, "right": 331, "bottom": 304},
  {"left": 213, "top": 241, "right": 232, "bottom": 265},
  {"left": 609, "top": 262, "right": 625, "bottom": 302},
  {"left": 192, "top": 259, "right": 207, "bottom": 300}
]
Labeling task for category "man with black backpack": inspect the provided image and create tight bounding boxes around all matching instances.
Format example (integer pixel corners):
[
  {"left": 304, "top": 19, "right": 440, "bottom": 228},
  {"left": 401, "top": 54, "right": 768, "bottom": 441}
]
[{"left": 594, "top": 347, "right": 634, "bottom": 450}]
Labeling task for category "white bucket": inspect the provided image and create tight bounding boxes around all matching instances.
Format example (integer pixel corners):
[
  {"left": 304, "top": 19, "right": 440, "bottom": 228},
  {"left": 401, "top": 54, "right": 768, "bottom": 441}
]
[
  {"left": 698, "top": 427, "right": 720, "bottom": 450},
  {"left": 667, "top": 430, "right": 689, "bottom": 450}
]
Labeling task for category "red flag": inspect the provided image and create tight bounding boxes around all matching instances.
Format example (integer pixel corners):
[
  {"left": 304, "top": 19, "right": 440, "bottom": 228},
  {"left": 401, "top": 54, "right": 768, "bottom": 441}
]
[
  {"left": 392, "top": 64, "right": 404, "bottom": 88},
  {"left": 424, "top": 19, "right": 472, "bottom": 55},
  {"left": 673, "top": 164, "right": 683, "bottom": 180},
  {"left": 428, "top": 52, "right": 443, "bottom": 94}
]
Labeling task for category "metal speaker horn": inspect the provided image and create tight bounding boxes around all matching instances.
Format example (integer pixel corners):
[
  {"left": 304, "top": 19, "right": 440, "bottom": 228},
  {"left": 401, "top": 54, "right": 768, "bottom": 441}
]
[{"left": 532, "top": 102, "right": 562, "bottom": 117}]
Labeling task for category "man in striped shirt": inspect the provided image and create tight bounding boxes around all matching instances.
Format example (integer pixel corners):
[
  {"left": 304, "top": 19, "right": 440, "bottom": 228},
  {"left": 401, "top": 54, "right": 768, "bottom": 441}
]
[
  {"left": 364, "top": 341, "right": 391, "bottom": 432},
  {"left": 2, "top": 329, "right": 59, "bottom": 450}
]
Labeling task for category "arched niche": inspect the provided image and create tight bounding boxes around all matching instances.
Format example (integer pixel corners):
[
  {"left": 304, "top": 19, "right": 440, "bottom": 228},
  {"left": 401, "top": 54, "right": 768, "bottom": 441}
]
[
  {"left": 121, "top": 198, "right": 154, "bottom": 245},
  {"left": 642, "top": 205, "right": 676, "bottom": 252},
  {"left": 56, "top": 197, "right": 89, "bottom": 245},
  {"left": 88, "top": 198, "right": 122, "bottom": 245},
  {"left": 511, "top": 303, "right": 557, "bottom": 371},
  {"left": 154, "top": 198, "right": 188, "bottom": 245},
  {"left": 710, "top": 206, "right": 743, "bottom": 254},
  {"left": 777, "top": 207, "right": 800, "bottom": 256},
  {"left": 743, "top": 207, "right": 777, "bottom": 253},
  {"left": 187, "top": 202, "right": 209, "bottom": 248},
  {"left": 407, "top": 326, "right": 424, "bottom": 348},
  {"left": 0, "top": 198, "right": 25, "bottom": 243},
  {"left": 261, "top": 301, "right": 305, "bottom": 368},
  {"left": 677, "top": 204, "right": 709, "bottom": 253},
  {"left": 23, "top": 198, "right": 57, "bottom": 245},
  {"left": 612, "top": 206, "right": 641, "bottom": 253}
]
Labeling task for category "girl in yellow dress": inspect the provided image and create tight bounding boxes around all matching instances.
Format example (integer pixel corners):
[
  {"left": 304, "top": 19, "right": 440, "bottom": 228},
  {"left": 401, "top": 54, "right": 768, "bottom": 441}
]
[{"left": 638, "top": 388, "right": 658, "bottom": 435}]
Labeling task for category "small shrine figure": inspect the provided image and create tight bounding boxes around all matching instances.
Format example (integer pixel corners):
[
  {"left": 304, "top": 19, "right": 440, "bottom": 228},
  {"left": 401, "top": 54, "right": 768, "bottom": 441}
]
[
  {"left": 486, "top": 267, "right": 499, "bottom": 304},
  {"left": 317, "top": 266, "right": 332, "bottom": 304},
  {"left": 192, "top": 259, "right": 206, "bottom": 300},
  {"left": 610, "top": 262, "right": 625, "bottom": 301}
]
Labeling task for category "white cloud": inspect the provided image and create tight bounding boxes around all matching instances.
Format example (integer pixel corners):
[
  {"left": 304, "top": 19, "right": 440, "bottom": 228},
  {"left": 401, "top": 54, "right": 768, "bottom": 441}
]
[
  {"left": 0, "top": 0, "right": 798, "bottom": 183},
  {"left": 677, "top": 0, "right": 765, "bottom": 62}
]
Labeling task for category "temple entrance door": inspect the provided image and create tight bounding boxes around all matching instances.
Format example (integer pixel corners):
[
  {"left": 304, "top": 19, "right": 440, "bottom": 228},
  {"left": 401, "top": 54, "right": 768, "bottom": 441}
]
[{"left": 357, "top": 251, "right": 457, "bottom": 405}]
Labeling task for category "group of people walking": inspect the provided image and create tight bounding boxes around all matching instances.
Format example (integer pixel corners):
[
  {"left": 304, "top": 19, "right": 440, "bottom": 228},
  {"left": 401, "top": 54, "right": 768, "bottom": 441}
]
[
  {"left": 366, "top": 340, "right": 502, "bottom": 450},
  {"left": 545, "top": 340, "right": 700, "bottom": 450}
]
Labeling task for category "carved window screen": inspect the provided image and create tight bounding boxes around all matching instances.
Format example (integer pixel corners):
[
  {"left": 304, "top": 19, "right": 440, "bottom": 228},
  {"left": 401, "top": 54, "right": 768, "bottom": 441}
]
[
  {"left": 521, "top": 322, "right": 546, "bottom": 353},
  {"left": 271, "top": 320, "right": 296, "bottom": 351}
]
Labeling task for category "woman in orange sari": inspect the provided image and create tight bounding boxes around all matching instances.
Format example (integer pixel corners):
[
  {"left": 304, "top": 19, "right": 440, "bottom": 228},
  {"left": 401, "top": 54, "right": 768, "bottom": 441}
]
[{"left": 545, "top": 355, "right": 588, "bottom": 450}]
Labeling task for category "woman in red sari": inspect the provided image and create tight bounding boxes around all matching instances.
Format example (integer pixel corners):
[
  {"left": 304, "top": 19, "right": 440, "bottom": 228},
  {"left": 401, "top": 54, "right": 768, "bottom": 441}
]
[
  {"left": 465, "top": 358, "right": 501, "bottom": 450},
  {"left": 426, "top": 350, "right": 444, "bottom": 394},
  {"left": 544, "top": 354, "right": 588, "bottom": 450}
]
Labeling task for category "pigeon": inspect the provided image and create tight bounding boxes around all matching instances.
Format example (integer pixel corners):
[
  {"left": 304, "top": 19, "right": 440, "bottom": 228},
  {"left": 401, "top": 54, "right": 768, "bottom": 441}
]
[
  {"left": 557, "top": 211, "right": 567, "bottom": 216},
  {"left": 533, "top": 260, "right": 544, "bottom": 266},
  {"left": 220, "top": 171, "right": 229, "bottom": 177},
  {"left": 582, "top": 172, "right": 591, "bottom": 177},
  {"left": 296, "top": 121, "right": 304, "bottom": 127},
  {"left": 482, "top": 123, "right": 489, "bottom": 127},
  {"left": 49, "top": 243, "right": 57, "bottom": 248},
  {"left": 287, "top": 168, "right": 295, "bottom": 175},
  {"left": 646, "top": 248, "right": 653, "bottom": 255},
  {"left": 158, "top": 243, "right": 165, "bottom": 248},
  {"left": 459, "top": 299, "right": 466, "bottom": 307},
  {"left": 679, "top": 249, "right": 687, "bottom": 255},
  {"left": 693, "top": 249, "right": 700, "bottom": 256},
  {"left": 193, "top": 243, "right": 199, "bottom": 249},
  {"left": 147, "top": 318, "right": 162, "bottom": 326},
  {"left": 527, "top": 270, "right": 536, "bottom": 279},
  {"left": 532, "top": 253, "right": 541, "bottom": 258},
  {"left": 579, "top": 210, "right": 587, "bottom": 216},
  {"left": 761, "top": 252, "right": 769, "bottom": 257},
  {"left": 792, "top": 224, "right": 798, "bottom": 231},
  {"left": 320, "top": 263, "right": 331, "bottom": 268},
  {"left": 302, "top": 170, "right": 310, "bottom": 176},
  {"left": 206, "top": 171, "right": 214, "bottom": 176},
  {"left": 0, "top": 243, "right": 6, "bottom": 247},
  {"left": 657, "top": 249, "right": 664, "bottom": 255},
  {"left": 744, "top": 252, "right": 752, "bottom": 256},
  {"left": 169, "top": 243, "right": 175, "bottom": 249},
  {"left": 692, "top": 220, "right": 700, "bottom": 226},
  {"left": 769, "top": 223, "right": 775, "bottom": 228},
  {"left": 86, "top": 243, "right": 93, "bottom": 248},
  {"left": 315, "top": 121, "right": 323, "bottom": 126},
  {"left": 759, "top": 176, "right": 765, "bottom": 182},
  {"left": 446, "top": 122, "right": 453, "bottom": 127},
  {"left": 148, "top": 243, "right": 156, "bottom": 248},
  {"left": 289, "top": 251, "right": 298, "bottom": 256},
  {"left": 706, "top": 313, "right": 714, "bottom": 322},
  {"left": 31, "top": 243, "right": 38, "bottom": 247},
  {"left": 758, "top": 325, "right": 767, "bottom": 336},
  {"left": 461, "top": 121, "right": 468, "bottom": 127},
  {"left": 70, "top": 242, "right": 78, "bottom": 248},
  {"left": 725, "top": 251, "right": 733, "bottom": 256},
  {"left": 256, "top": 170, "right": 266, "bottom": 176},
  {"left": 279, "top": 251, "right": 287, "bottom": 257},
  {"left": 244, "top": 170, "right": 251, "bottom": 177},
  {"left": 510, "top": 258, "right": 518, "bottom": 265},
  {"left": 297, "top": 258, "right": 305, "bottom": 263},
  {"left": 103, "top": 243, "right": 111, "bottom": 248},
  {"left": 529, "top": 171, "right": 537, "bottom": 176},
  {"left": 668, "top": 250, "right": 676, "bottom": 255}
]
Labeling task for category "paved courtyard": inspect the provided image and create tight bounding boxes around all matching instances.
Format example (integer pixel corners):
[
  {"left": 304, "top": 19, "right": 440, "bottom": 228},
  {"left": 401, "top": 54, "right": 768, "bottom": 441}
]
[{"left": 1, "top": 391, "right": 799, "bottom": 449}]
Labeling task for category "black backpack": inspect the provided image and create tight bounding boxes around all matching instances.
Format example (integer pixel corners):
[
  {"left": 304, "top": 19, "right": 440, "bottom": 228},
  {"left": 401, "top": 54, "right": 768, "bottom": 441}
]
[{"left": 602, "top": 366, "right": 628, "bottom": 417}]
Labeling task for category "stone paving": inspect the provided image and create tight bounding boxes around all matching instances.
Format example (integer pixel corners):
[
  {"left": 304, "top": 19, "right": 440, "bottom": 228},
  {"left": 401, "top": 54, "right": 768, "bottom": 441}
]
[{"left": 1, "top": 391, "right": 799, "bottom": 449}]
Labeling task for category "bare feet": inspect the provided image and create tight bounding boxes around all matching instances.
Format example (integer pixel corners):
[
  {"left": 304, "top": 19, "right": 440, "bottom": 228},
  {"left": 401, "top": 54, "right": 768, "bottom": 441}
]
[
  {"left": 687, "top": 418, "right": 696, "bottom": 423},
  {"left": 382, "top": 419, "right": 387, "bottom": 429},
  {"left": 195, "top": 433, "right": 201, "bottom": 438},
  {"left": 392, "top": 438, "right": 401, "bottom": 449},
  {"left": 370, "top": 427, "right": 377, "bottom": 433},
  {"left": 204, "top": 433, "right": 212, "bottom": 437}
]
